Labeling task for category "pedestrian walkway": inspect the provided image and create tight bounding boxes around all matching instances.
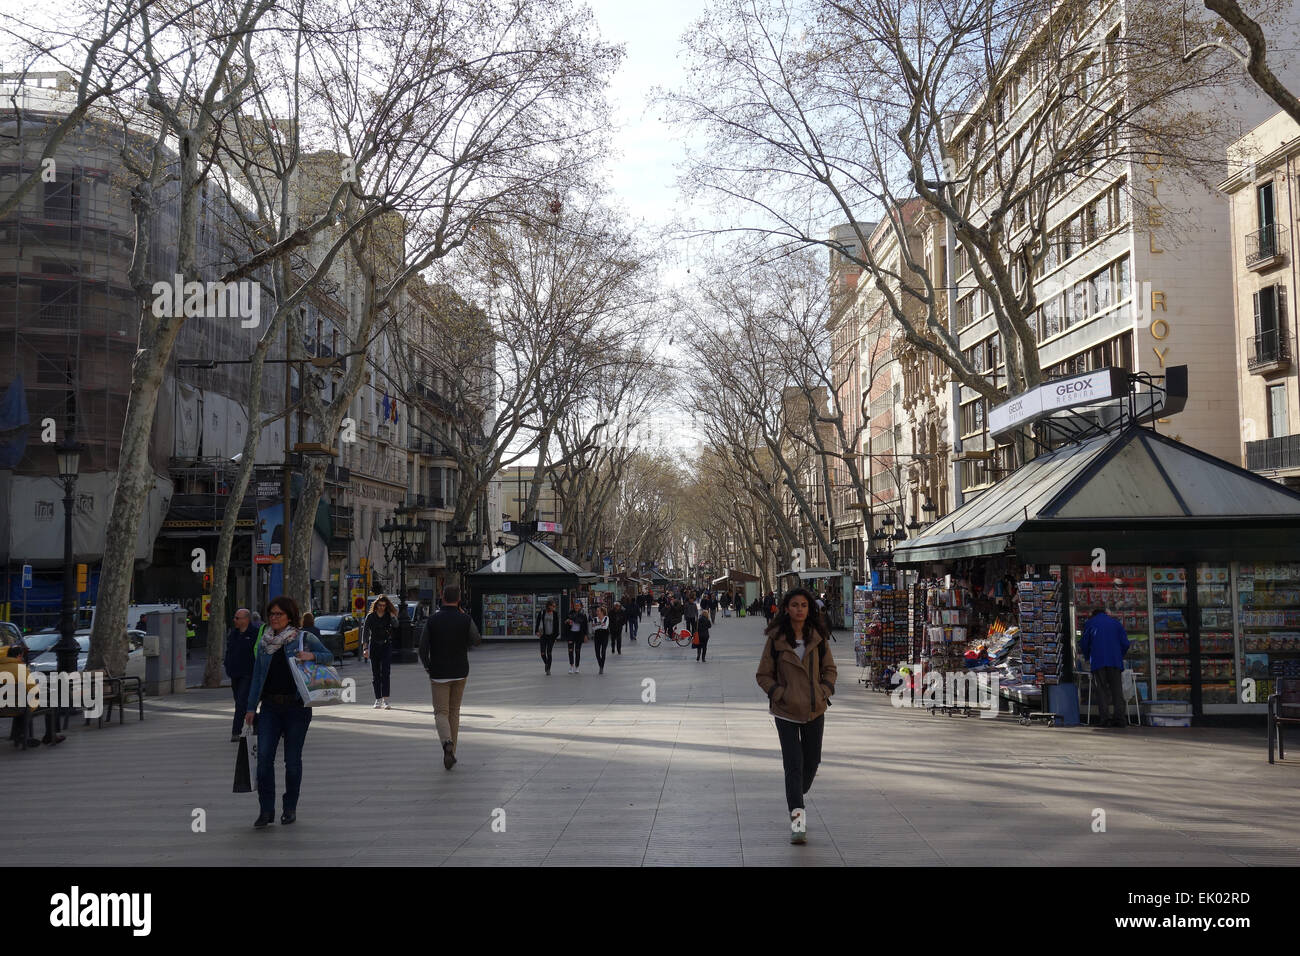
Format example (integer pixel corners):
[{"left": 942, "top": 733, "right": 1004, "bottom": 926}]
[{"left": 3, "top": 612, "right": 1297, "bottom": 865}]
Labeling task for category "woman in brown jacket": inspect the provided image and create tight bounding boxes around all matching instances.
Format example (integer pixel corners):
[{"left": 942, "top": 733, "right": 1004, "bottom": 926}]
[{"left": 755, "top": 586, "right": 837, "bottom": 844}]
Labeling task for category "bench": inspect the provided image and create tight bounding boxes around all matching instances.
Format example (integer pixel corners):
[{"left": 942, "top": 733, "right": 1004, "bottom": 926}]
[
  {"left": 83, "top": 671, "right": 145, "bottom": 728},
  {"left": 1268, "top": 678, "right": 1300, "bottom": 764}
]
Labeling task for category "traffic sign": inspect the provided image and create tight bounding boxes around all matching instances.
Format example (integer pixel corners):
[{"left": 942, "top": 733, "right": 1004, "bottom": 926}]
[
  {"left": 351, "top": 589, "right": 366, "bottom": 613},
  {"left": 22, "top": 564, "right": 32, "bottom": 589},
  {"left": 202, "top": 595, "right": 212, "bottom": 621}
]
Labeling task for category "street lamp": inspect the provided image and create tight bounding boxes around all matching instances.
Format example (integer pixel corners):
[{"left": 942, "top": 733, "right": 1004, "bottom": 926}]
[
  {"left": 55, "top": 438, "right": 82, "bottom": 679},
  {"left": 380, "top": 508, "right": 424, "bottom": 663}
]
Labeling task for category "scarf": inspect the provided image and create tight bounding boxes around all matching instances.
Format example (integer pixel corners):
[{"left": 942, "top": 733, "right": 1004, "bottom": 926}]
[{"left": 262, "top": 625, "right": 299, "bottom": 654}]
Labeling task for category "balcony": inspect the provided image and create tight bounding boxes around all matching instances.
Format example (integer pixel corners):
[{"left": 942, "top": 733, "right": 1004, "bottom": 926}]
[
  {"left": 1246, "top": 223, "right": 1288, "bottom": 271},
  {"left": 324, "top": 464, "right": 351, "bottom": 485},
  {"left": 1246, "top": 434, "right": 1300, "bottom": 473},
  {"left": 1247, "top": 325, "right": 1291, "bottom": 374}
]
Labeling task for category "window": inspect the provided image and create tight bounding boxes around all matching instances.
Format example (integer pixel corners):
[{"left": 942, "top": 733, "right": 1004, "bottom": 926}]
[
  {"left": 1258, "top": 181, "right": 1276, "bottom": 229},
  {"left": 1269, "top": 384, "right": 1289, "bottom": 438},
  {"left": 1254, "top": 284, "right": 1285, "bottom": 338},
  {"left": 43, "top": 179, "right": 80, "bottom": 220}
]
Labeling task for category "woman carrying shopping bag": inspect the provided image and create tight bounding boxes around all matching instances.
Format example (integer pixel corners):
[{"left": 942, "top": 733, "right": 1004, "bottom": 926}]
[
  {"left": 755, "top": 587, "right": 836, "bottom": 845},
  {"left": 363, "top": 595, "right": 398, "bottom": 709},
  {"left": 695, "top": 609, "right": 713, "bottom": 662},
  {"left": 244, "top": 595, "right": 334, "bottom": 829}
]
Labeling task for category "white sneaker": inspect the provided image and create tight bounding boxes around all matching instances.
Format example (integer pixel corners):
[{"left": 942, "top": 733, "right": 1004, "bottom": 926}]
[
  {"left": 568, "top": 666, "right": 574, "bottom": 674},
  {"left": 382, "top": 699, "right": 392, "bottom": 710},
  {"left": 790, "top": 808, "right": 807, "bottom": 844},
  {"left": 373, "top": 700, "right": 382, "bottom": 709}
]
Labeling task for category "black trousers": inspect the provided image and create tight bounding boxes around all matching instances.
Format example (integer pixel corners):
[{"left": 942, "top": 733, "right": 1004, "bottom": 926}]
[
  {"left": 775, "top": 715, "right": 825, "bottom": 813},
  {"left": 610, "top": 626, "right": 623, "bottom": 654},
  {"left": 567, "top": 639, "right": 583, "bottom": 669},
  {"left": 695, "top": 633, "right": 710, "bottom": 661},
  {"left": 539, "top": 634, "right": 556, "bottom": 672},
  {"left": 1094, "top": 666, "right": 1126, "bottom": 724},
  {"left": 592, "top": 632, "right": 609, "bottom": 669},
  {"left": 370, "top": 646, "right": 392, "bottom": 698}
]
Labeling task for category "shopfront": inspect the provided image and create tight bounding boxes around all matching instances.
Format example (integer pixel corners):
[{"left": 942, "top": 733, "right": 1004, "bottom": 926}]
[
  {"left": 894, "top": 425, "right": 1300, "bottom": 718},
  {"left": 465, "top": 540, "right": 598, "bottom": 640}
]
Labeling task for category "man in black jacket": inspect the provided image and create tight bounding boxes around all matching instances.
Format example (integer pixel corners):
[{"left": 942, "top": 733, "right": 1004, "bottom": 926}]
[
  {"left": 418, "top": 585, "right": 482, "bottom": 769},
  {"left": 223, "top": 608, "right": 257, "bottom": 741},
  {"left": 564, "top": 600, "right": 589, "bottom": 674},
  {"left": 535, "top": 599, "right": 560, "bottom": 675}
]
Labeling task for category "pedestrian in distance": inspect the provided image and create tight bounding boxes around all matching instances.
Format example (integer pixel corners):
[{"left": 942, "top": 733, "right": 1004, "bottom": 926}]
[
  {"left": 300, "top": 612, "right": 322, "bottom": 638},
  {"left": 418, "top": 585, "right": 482, "bottom": 769},
  {"left": 755, "top": 587, "right": 837, "bottom": 845},
  {"left": 224, "top": 607, "right": 258, "bottom": 741},
  {"left": 683, "top": 595, "right": 699, "bottom": 636},
  {"left": 658, "top": 594, "right": 670, "bottom": 635},
  {"left": 591, "top": 605, "right": 611, "bottom": 673},
  {"left": 1081, "top": 605, "right": 1131, "bottom": 728},
  {"left": 244, "top": 595, "right": 334, "bottom": 828},
  {"left": 536, "top": 599, "right": 560, "bottom": 675},
  {"left": 695, "top": 609, "right": 713, "bottom": 662},
  {"left": 363, "top": 595, "right": 398, "bottom": 709},
  {"left": 626, "top": 599, "right": 639, "bottom": 643},
  {"left": 565, "top": 599, "right": 590, "bottom": 673},
  {"left": 610, "top": 602, "right": 626, "bottom": 655}
]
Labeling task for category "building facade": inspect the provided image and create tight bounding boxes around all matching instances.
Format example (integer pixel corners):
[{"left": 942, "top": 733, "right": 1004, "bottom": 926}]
[{"left": 1222, "top": 110, "right": 1300, "bottom": 489}]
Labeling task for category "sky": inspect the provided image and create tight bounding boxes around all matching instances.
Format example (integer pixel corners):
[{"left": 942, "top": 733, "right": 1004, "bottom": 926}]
[{"left": 586, "top": 0, "right": 703, "bottom": 241}]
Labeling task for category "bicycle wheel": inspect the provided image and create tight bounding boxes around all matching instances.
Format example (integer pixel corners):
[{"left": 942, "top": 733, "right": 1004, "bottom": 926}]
[
  {"left": 673, "top": 628, "right": 693, "bottom": 647},
  {"left": 647, "top": 629, "right": 663, "bottom": 647}
]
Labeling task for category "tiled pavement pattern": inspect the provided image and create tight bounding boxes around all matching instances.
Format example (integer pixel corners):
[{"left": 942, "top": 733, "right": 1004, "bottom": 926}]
[{"left": 5, "top": 612, "right": 1299, "bottom": 865}]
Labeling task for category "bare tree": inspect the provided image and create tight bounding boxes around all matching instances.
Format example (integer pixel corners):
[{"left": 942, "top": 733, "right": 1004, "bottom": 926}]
[
  {"left": 1185, "top": 0, "right": 1300, "bottom": 125},
  {"left": 667, "top": 0, "right": 1250, "bottom": 406}
]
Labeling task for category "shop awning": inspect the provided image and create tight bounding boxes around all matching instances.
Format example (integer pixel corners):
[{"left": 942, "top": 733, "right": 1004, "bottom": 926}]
[{"left": 895, "top": 426, "right": 1300, "bottom": 566}]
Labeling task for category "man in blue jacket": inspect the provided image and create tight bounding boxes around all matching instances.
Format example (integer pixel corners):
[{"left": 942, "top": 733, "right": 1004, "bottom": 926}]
[
  {"left": 1080, "top": 607, "right": 1131, "bottom": 728},
  {"left": 223, "top": 608, "right": 257, "bottom": 741}
]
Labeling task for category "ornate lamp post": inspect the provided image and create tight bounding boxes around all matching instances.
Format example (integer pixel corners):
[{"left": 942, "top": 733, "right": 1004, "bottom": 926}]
[
  {"left": 380, "top": 507, "right": 425, "bottom": 663},
  {"left": 55, "top": 438, "right": 82, "bottom": 678}
]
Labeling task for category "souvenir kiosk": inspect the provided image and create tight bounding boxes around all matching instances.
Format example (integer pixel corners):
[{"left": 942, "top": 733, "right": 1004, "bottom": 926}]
[
  {"left": 894, "top": 367, "right": 1300, "bottom": 722},
  {"left": 466, "top": 539, "right": 599, "bottom": 640}
]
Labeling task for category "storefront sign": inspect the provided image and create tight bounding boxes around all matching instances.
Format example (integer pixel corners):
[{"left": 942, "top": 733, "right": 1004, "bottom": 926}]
[{"left": 989, "top": 368, "right": 1124, "bottom": 440}]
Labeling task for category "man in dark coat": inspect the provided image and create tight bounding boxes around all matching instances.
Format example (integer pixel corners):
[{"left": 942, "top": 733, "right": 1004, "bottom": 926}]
[
  {"left": 223, "top": 608, "right": 258, "bottom": 742},
  {"left": 418, "top": 585, "right": 482, "bottom": 769}
]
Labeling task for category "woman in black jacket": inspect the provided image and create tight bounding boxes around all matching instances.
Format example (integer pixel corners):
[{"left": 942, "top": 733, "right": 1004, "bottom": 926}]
[
  {"left": 535, "top": 599, "right": 560, "bottom": 675},
  {"left": 609, "top": 603, "right": 626, "bottom": 655},
  {"left": 591, "top": 605, "right": 612, "bottom": 674},
  {"left": 363, "top": 595, "right": 397, "bottom": 709},
  {"left": 695, "top": 609, "right": 713, "bottom": 662}
]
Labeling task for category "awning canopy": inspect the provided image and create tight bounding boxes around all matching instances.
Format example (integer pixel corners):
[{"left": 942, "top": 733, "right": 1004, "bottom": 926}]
[
  {"left": 895, "top": 426, "right": 1300, "bottom": 566},
  {"left": 711, "top": 569, "right": 760, "bottom": 586},
  {"left": 777, "top": 567, "right": 839, "bottom": 580},
  {"left": 466, "top": 539, "right": 599, "bottom": 588}
]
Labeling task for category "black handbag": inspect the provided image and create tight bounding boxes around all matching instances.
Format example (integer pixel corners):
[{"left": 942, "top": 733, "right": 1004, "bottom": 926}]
[{"left": 233, "top": 733, "right": 253, "bottom": 793}]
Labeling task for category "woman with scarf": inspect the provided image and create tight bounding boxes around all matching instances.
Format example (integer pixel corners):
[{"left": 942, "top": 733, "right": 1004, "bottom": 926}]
[{"left": 244, "top": 595, "right": 334, "bottom": 829}]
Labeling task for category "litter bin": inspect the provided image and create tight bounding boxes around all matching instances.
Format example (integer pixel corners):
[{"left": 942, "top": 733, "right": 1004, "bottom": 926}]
[{"left": 1046, "top": 682, "right": 1081, "bottom": 726}]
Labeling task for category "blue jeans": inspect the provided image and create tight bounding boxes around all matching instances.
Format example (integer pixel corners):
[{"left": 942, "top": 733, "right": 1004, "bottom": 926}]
[
  {"left": 231, "top": 675, "right": 252, "bottom": 737},
  {"left": 257, "top": 703, "right": 312, "bottom": 817},
  {"left": 627, "top": 615, "right": 638, "bottom": 640}
]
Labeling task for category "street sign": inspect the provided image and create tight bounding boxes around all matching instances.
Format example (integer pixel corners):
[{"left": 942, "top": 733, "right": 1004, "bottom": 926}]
[
  {"left": 201, "top": 595, "right": 212, "bottom": 621},
  {"left": 22, "top": 564, "right": 32, "bottom": 589},
  {"left": 351, "top": 589, "right": 366, "bottom": 613},
  {"left": 76, "top": 564, "right": 88, "bottom": 593}
]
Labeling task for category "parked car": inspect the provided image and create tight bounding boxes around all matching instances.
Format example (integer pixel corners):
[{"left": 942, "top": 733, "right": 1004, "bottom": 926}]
[
  {"left": 29, "top": 630, "right": 146, "bottom": 681},
  {"left": 0, "top": 621, "right": 21, "bottom": 647},
  {"left": 313, "top": 614, "right": 361, "bottom": 660}
]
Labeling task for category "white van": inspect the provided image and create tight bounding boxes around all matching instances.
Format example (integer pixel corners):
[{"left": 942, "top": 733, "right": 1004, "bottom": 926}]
[{"left": 74, "top": 604, "right": 188, "bottom": 632}]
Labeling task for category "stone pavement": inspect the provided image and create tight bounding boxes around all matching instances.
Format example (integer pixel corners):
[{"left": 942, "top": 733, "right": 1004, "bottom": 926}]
[{"left": 4, "top": 611, "right": 1298, "bottom": 866}]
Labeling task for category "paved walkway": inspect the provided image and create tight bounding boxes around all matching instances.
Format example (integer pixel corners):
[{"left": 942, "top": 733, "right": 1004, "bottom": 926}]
[{"left": 4, "top": 612, "right": 1298, "bottom": 865}]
